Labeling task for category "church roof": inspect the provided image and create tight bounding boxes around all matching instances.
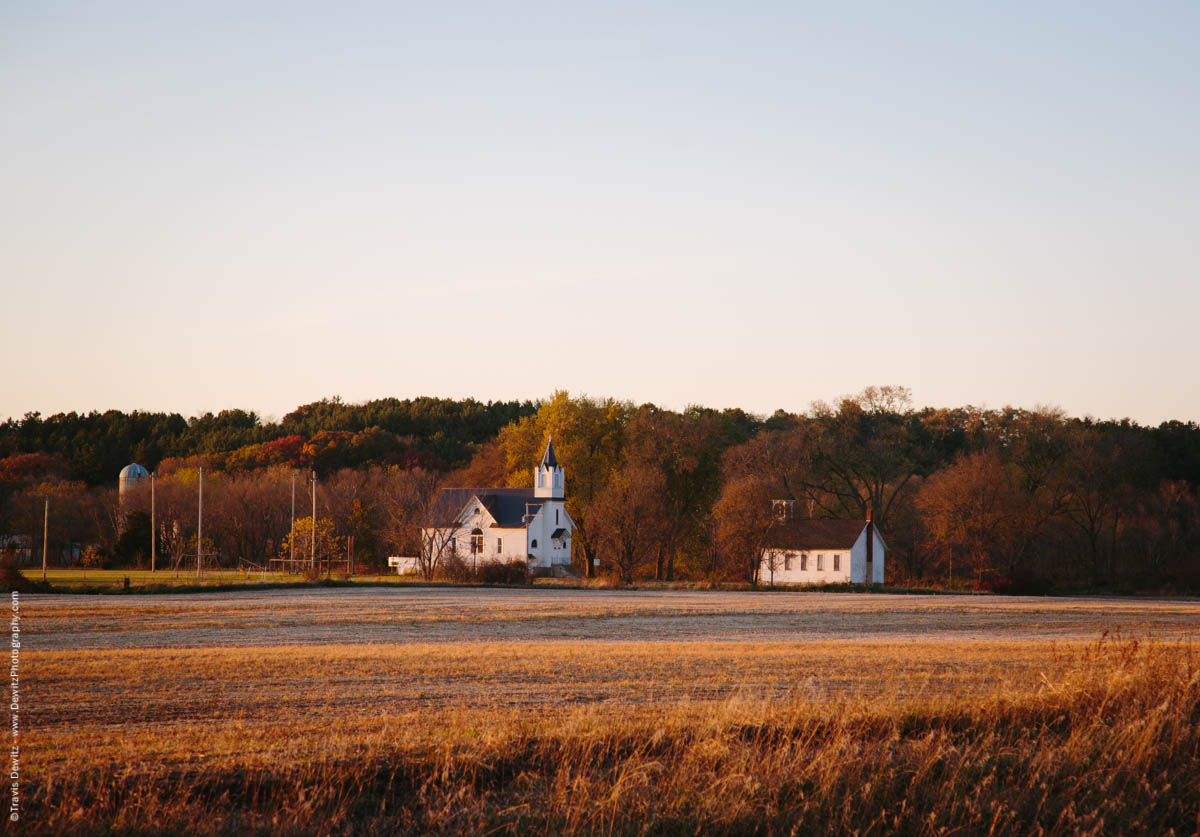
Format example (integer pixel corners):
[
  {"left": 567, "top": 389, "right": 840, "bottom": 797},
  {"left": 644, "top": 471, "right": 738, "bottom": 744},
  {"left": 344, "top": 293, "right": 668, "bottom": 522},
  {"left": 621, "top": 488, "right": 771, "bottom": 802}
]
[
  {"left": 540, "top": 438, "right": 558, "bottom": 469},
  {"left": 431, "top": 488, "right": 543, "bottom": 528},
  {"left": 766, "top": 519, "right": 871, "bottom": 551}
]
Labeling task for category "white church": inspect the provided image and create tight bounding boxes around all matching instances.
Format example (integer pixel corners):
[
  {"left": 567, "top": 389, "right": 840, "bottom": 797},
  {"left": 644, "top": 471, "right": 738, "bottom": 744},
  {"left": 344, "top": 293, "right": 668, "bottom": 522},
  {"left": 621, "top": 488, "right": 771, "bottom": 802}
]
[{"left": 417, "top": 439, "right": 577, "bottom": 575}]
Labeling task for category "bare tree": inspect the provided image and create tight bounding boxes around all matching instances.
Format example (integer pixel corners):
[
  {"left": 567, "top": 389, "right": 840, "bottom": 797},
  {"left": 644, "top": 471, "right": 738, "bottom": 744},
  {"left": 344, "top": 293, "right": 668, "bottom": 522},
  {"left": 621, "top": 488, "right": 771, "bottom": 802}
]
[
  {"left": 371, "top": 467, "right": 455, "bottom": 580},
  {"left": 760, "top": 547, "right": 787, "bottom": 586},
  {"left": 417, "top": 518, "right": 461, "bottom": 581}
]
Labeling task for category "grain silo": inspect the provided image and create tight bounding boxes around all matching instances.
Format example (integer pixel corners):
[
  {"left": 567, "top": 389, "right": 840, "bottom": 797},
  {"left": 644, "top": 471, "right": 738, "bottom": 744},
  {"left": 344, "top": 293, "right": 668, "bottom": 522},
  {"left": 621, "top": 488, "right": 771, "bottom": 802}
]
[{"left": 118, "top": 462, "right": 149, "bottom": 506}]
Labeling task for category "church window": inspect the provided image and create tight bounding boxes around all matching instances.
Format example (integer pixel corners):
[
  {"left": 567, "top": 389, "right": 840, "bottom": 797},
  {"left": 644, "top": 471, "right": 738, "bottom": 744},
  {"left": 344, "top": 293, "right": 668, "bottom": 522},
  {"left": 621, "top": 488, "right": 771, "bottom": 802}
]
[
  {"left": 784, "top": 554, "right": 792, "bottom": 571},
  {"left": 817, "top": 554, "right": 824, "bottom": 571},
  {"left": 537, "top": 471, "right": 544, "bottom": 488},
  {"left": 833, "top": 554, "right": 840, "bottom": 571},
  {"left": 800, "top": 554, "right": 808, "bottom": 571},
  {"left": 556, "top": 509, "right": 560, "bottom": 525},
  {"left": 496, "top": 538, "right": 502, "bottom": 554},
  {"left": 470, "top": 529, "right": 483, "bottom": 555},
  {"left": 531, "top": 539, "right": 538, "bottom": 549}
]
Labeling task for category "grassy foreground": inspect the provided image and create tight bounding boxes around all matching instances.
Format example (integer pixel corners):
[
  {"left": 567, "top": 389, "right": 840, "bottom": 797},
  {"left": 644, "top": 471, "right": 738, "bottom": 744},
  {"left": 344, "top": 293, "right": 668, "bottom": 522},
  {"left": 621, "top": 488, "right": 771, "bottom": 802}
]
[{"left": 25, "top": 638, "right": 1200, "bottom": 835}]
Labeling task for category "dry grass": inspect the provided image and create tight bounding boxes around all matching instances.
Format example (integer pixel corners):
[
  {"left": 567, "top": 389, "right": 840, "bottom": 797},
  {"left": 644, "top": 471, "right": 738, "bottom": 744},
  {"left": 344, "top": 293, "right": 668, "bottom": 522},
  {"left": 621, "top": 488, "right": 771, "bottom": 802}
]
[
  {"left": 24, "top": 636, "right": 1200, "bottom": 835},
  {"left": 29, "top": 588, "right": 1200, "bottom": 651}
]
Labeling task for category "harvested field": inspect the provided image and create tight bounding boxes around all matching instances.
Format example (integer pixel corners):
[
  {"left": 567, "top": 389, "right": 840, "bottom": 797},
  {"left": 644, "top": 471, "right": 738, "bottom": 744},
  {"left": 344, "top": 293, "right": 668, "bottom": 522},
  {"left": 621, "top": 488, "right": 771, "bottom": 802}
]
[
  {"left": 28, "top": 587, "right": 1200, "bottom": 649},
  {"left": 21, "top": 590, "right": 1200, "bottom": 834}
]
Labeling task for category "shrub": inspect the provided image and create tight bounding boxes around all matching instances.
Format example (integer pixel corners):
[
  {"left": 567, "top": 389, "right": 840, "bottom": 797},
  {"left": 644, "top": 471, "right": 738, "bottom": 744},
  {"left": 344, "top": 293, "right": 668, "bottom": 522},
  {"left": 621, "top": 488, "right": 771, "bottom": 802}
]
[
  {"left": 0, "top": 556, "right": 32, "bottom": 592},
  {"left": 476, "top": 560, "right": 529, "bottom": 585},
  {"left": 437, "top": 554, "right": 472, "bottom": 582},
  {"left": 80, "top": 545, "right": 109, "bottom": 571},
  {"left": 982, "top": 568, "right": 1055, "bottom": 595}
]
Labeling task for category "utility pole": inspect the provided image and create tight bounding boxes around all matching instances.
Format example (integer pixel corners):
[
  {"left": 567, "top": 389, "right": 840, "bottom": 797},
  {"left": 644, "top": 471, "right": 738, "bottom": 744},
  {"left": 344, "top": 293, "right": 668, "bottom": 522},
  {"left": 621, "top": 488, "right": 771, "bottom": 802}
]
[
  {"left": 42, "top": 496, "right": 48, "bottom": 583},
  {"left": 290, "top": 471, "right": 297, "bottom": 568},
  {"left": 197, "top": 466, "right": 203, "bottom": 580},
  {"left": 150, "top": 473, "right": 156, "bottom": 574},
  {"left": 310, "top": 470, "right": 316, "bottom": 572}
]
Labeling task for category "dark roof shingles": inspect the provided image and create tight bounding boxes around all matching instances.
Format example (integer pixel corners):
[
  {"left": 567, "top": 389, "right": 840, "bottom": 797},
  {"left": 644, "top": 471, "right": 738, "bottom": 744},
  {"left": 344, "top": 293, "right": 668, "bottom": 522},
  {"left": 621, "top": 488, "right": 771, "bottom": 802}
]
[
  {"left": 431, "top": 488, "right": 541, "bottom": 527},
  {"left": 540, "top": 439, "right": 558, "bottom": 469},
  {"left": 767, "top": 519, "right": 868, "bottom": 550}
]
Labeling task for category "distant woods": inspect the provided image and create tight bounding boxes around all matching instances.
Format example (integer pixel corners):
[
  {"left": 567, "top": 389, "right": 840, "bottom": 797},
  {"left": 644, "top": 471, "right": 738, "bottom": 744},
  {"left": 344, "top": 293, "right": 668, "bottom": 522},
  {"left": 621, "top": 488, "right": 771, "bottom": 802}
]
[
  {"left": 0, "top": 396, "right": 536, "bottom": 482},
  {"left": 2, "top": 389, "right": 1198, "bottom": 591}
]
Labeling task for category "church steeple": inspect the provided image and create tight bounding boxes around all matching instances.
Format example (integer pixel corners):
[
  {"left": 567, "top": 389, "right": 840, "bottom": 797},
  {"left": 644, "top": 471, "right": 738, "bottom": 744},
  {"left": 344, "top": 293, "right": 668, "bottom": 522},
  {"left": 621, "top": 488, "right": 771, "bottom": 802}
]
[{"left": 534, "top": 437, "right": 564, "bottom": 499}]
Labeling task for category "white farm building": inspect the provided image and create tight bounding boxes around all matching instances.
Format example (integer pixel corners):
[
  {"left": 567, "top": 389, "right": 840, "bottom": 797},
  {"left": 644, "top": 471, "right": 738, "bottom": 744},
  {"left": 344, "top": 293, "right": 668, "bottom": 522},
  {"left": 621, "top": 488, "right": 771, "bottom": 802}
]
[
  {"left": 760, "top": 514, "right": 885, "bottom": 586},
  {"left": 417, "top": 439, "right": 577, "bottom": 576}
]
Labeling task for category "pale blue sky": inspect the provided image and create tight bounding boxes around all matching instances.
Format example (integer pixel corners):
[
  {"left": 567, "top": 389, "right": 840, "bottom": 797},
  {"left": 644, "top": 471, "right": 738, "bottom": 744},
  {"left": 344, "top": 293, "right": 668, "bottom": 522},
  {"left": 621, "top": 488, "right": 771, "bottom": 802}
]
[{"left": 2, "top": 2, "right": 1197, "bottom": 424}]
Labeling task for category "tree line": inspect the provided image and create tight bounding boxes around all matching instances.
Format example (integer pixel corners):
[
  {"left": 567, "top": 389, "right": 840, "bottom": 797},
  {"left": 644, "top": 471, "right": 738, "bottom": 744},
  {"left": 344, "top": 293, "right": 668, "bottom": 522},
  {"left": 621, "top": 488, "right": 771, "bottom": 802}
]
[
  {"left": 1, "top": 388, "right": 1197, "bottom": 591},
  {"left": 0, "top": 396, "right": 536, "bottom": 484}
]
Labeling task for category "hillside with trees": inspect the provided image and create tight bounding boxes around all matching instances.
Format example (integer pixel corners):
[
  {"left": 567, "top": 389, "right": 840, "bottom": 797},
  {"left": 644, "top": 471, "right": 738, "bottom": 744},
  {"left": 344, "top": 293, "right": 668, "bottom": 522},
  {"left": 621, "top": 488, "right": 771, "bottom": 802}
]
[{"left": 2, "top": 389, "right": 1197, "bottom": 592}]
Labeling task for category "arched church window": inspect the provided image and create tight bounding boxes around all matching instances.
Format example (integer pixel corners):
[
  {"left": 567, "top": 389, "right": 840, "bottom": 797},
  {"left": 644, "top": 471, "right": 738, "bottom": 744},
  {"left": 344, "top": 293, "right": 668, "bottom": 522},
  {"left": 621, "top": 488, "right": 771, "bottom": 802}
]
[
  {"left": 531, "top": 539, "right": 538, "bottom": 549},
  {"left": 470, "top": 528, "right": 483, "bottom": 555}
]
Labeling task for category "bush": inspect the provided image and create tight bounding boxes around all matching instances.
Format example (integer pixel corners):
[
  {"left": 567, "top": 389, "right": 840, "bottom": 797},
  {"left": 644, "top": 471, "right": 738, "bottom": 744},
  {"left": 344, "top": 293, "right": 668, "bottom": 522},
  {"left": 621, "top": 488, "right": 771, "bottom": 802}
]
[
  {"left": 437, "top": 555, "right": 472, "bottom": 582},
  {"left": 981, "top": 569, "right": 1054, "bottom": 596},
  {"left": 80, "top": 545, "right": 109, "bottom": 571},
  {"left": 0, "top": 556, "right": 33, "bottom": 592},
  {"left": 476, "top": 560, "right": 529, "bottom": 585}
]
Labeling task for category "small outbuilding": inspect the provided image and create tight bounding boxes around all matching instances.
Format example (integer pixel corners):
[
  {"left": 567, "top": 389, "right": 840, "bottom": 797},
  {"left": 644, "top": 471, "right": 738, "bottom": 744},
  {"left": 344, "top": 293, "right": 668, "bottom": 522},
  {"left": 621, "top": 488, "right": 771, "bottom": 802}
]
[{"left": 760, "top": 513, "right": 885, "bottom": 585}]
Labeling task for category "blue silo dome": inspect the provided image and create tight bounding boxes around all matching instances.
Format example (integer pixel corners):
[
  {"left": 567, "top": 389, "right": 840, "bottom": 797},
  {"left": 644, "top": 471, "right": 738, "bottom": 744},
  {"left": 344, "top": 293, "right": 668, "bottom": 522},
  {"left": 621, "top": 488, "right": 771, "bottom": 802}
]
[{"left": 119, "top": 463, "right": 150, "bottom": 482}]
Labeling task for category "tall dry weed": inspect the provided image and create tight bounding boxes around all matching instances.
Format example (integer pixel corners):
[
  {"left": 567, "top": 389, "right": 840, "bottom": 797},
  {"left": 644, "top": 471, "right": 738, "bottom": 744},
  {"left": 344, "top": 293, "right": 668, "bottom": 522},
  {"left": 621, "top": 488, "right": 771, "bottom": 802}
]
[{"left": 26, "top": 638, "right": 1200, "bottom": 835}]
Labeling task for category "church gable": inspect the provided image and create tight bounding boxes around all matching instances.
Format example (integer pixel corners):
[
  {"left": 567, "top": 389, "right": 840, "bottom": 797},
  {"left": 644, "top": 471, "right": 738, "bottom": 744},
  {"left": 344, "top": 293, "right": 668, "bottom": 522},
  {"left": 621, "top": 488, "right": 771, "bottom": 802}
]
[
  {"left": 417, "top": 437, "right": 577, "bottom": 576},
  {"left": 431, "top": 488, "right": 541, "bottom": 528}
]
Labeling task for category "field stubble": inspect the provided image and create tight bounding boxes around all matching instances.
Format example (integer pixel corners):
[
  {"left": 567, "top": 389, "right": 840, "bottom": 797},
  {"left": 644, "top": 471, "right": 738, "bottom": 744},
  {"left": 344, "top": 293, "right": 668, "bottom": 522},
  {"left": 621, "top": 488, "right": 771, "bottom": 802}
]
[{"left": 22, "top": 590, "right": 1200, "bottom": 834}]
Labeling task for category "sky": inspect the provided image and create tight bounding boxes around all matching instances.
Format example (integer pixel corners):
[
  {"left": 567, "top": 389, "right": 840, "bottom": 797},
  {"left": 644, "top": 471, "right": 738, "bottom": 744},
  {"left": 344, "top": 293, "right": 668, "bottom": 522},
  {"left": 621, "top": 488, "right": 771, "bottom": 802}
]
[{"left": 2, "top": 2, "right": 1198, "bottom": 425}]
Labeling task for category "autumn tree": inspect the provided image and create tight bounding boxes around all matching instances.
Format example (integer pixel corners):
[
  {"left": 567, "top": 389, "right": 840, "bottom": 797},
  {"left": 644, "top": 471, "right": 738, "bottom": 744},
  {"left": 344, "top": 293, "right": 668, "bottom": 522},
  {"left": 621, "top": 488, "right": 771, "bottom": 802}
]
[
  {"left": 915, "top": 452, "right": 1032, "bottom": 585},
  {"left": 624, "top": 405, "right": 727, "bottom": 580},
  {"left": 1123, "top": 481, "right": 1200, "bottom": 587},
  {"left": 798, "top": 386, "right": 926, "bottom": 531},
  {"left": 712, "top": 475, "right": 777, "bottom": 582},
  {"left": 1053, "top": 427, "right": 1159, "bottom": 587},
  {"left": 589, "top": 464, "right": 669, "bottom": 583},
  {"left": 493, "top": 391, "right": 633, "bottom": 577},
  {"left": 279, "top": 516, "right": 343, "bottom": 572}
]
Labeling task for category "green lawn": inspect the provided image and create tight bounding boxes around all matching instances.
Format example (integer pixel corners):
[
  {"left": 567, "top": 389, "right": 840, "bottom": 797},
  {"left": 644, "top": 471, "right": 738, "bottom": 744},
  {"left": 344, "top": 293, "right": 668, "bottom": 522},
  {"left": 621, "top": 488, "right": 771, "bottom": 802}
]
[{"left": 21, "top": 568, "right": 406, "bottom": 589}]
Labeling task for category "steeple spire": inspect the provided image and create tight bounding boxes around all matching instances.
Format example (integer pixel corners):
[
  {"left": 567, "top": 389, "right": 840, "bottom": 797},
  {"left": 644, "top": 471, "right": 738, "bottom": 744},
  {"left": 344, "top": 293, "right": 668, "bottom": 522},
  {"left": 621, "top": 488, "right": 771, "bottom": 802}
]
[{"left": 541, "top": 437, "right": 558, "bottom": 469}]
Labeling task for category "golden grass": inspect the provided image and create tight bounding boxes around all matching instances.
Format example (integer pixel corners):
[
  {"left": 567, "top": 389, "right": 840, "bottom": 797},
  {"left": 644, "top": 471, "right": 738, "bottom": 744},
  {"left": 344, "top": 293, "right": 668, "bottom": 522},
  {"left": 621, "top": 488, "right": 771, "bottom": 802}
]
[{"left": 24, "top": 637, "right": 1200, "bottom": 834}]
